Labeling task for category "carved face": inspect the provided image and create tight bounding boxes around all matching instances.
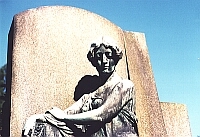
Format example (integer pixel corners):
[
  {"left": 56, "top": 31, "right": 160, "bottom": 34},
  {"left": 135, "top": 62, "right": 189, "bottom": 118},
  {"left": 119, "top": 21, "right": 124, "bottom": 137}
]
[{"left": 95, "top": 45, "right": 116, "bottom": 74}]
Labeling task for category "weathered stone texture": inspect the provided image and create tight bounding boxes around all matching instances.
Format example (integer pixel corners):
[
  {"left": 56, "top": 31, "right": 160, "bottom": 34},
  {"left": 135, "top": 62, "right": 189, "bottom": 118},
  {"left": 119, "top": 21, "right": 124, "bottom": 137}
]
[
  {"left": 123, "top": 31, "right": 168, "bottom": 137},
  {"left": 161, "top": 102, "right": 192, "bottom": 137},
  {"left": 9, "top": 6, "right": 128, "bottom": 136}
]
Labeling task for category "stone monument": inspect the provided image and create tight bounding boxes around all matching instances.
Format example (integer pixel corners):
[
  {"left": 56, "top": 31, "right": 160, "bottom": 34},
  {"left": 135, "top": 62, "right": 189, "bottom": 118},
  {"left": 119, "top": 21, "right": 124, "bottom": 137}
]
[
  {"left": 161, "top": 102, "right": 192, "bottom": 137},
  {"left": 124, "top": 32, "right": 167, "bottom": 136},
  {"left": 4, "top": 6, "right": 191, "bottom": 137}
]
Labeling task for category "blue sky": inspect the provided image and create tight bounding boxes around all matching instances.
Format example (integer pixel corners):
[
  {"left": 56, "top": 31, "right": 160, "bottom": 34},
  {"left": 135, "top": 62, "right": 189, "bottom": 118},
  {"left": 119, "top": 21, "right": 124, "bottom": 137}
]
[{"left": 0, "top": 0, "right": 199, "bottom": 136}]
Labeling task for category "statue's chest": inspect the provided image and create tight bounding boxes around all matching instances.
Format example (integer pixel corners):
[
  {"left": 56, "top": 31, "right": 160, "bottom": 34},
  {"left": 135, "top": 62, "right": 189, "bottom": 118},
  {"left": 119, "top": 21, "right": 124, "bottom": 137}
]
[{"left": 81, "top": 86, "right": 111, "bottom": 112}]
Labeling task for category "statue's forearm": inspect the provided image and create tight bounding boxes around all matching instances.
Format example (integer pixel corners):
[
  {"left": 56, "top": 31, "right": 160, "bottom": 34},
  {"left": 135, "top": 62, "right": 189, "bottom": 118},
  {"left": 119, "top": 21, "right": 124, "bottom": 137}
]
[
  {"left": 64, "top": 108, "right": 105, "bottom": 125},
  {"left": 64, "top": 103, "right": 120, "bottom": 125},
  {"left": 64, "top": 95, "right": 87, "bottom": 114},
  {"left": 65, "top": 83, "right": 124, "bottom": 125}
]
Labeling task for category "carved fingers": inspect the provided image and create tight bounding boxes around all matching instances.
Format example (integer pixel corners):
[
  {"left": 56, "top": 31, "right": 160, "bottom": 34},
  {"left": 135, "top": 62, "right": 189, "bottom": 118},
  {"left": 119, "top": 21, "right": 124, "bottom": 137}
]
[{"left": 22, "top": 114, "right": 43, "bottom": 136}]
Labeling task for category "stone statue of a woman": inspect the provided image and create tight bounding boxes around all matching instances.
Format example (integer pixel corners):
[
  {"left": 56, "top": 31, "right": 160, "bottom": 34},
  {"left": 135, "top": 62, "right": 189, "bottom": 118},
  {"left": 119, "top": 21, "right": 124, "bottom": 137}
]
[{"left": 22, "top": 36, "right": 138, "bottom": 137}]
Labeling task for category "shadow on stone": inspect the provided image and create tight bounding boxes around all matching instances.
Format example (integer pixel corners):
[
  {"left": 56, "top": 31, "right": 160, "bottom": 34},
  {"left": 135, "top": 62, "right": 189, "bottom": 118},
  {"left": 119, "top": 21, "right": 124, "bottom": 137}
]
[{"left": 74, "top": 75, "right": 101, "bottom": 101}]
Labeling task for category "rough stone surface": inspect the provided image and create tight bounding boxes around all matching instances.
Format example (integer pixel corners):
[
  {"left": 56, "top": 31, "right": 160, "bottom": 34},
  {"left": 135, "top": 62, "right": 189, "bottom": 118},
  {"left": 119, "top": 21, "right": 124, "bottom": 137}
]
[
  {"left": 123, "top": 31, "right": 168, "bottom": 137},
  {"left": 8, "top": 6, "right": 128, "bottom": 136},
  {"left": 161, "top": 102, "right": 192, "bottom": 137}
]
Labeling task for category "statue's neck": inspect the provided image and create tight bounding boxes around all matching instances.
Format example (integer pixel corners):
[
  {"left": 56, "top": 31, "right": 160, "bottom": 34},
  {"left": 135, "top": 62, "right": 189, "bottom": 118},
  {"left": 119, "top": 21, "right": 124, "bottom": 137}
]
[{"left": 98, "top": 71, "right": 114, "bottom": 85}]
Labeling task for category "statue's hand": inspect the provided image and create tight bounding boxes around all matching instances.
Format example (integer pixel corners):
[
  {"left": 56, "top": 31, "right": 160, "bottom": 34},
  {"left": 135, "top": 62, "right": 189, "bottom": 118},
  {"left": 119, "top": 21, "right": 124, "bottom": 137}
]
[{"left": 22, "top": 114, "right": 45, "bottom": 136}]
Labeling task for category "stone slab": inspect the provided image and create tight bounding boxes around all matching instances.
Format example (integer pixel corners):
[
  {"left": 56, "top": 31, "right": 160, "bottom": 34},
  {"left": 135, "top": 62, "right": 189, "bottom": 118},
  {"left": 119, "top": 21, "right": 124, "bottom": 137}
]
[
  {"left": 161, "top": 102, "right": 192, "bottom": 137},
  {"left": 123, "top": 31, "right": 168, "bottom": 137},
  {"left": 8, "top": 6, "right": 128, "bottom": 136}
]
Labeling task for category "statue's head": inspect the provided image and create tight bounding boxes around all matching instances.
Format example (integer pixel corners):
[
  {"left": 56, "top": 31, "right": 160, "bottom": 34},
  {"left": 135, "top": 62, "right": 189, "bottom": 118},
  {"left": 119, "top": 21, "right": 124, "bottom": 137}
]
[{"left": 87, "top": 36, "right": 123, "bottom": 74}]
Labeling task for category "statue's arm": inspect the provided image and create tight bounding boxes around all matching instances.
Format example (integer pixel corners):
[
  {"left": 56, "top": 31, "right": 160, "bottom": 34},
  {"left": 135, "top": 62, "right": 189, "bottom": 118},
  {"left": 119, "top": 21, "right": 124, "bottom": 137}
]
[
  {"left": 63, "top": 80, "right": 134, "bottom": 125},
  {"left": 64, "top": 94, "right": 87, "bottom": 114},
  {"left": 22, "top": 92, "right": 87, "bottom": 135}
]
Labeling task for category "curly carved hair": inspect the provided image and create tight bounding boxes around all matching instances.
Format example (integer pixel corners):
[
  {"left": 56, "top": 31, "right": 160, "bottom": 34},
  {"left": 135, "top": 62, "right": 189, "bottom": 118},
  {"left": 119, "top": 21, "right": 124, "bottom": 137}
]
[{"left": 87, "top": 36, "right": 123, "bottom": 67}]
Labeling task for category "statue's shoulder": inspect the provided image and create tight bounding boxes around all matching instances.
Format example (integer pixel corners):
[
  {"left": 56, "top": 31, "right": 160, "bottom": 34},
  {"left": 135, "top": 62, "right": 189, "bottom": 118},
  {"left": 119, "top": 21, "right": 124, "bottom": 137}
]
[
  {"left": 120, "top": 79, "right": 134, "bottom": 89},
  {"left": 112, "top": 72, "right": 134, "bottom": 89}
]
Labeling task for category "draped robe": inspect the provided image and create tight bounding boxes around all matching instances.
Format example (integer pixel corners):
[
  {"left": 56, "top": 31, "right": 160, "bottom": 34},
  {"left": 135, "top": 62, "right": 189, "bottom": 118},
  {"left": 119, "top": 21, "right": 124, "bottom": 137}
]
[{"left": 33, "top": 72, "right": 138, "bottom": 137}]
